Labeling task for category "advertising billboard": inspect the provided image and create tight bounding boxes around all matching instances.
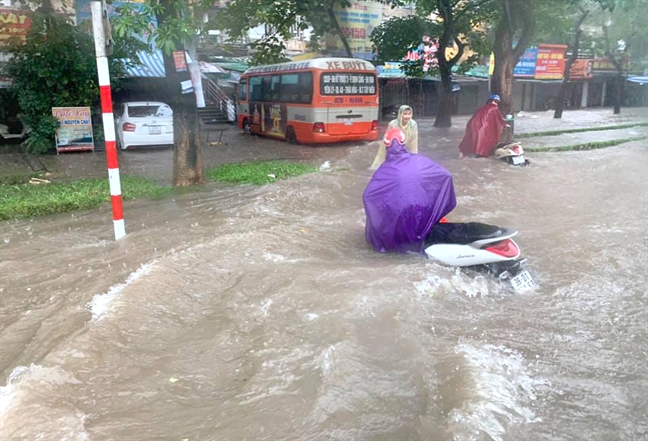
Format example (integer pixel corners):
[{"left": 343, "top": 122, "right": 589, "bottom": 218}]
[
  {"left": 52, "top": 107, "right": 94, "bottom": 153},
  {"left": 328, "top": 0, "right": 383, "bottom": 60}
]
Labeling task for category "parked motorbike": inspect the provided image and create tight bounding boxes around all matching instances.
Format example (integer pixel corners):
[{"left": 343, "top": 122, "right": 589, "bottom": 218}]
[{"left": 424, "top": 221, "right": 537, "bottom": 292}]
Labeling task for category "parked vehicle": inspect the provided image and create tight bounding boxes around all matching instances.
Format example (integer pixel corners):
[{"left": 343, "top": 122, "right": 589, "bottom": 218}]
[
  {"left": 114, "top": 102, "right": 173, "bottom": 150},
  {"left": 237, "top": 57, "right": 379, "bottom": 144}
]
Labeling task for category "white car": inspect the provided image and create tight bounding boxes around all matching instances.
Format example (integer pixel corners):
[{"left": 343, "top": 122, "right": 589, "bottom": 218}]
[{"left": 114, "top": 101, "right": 174, "bottom": 150}]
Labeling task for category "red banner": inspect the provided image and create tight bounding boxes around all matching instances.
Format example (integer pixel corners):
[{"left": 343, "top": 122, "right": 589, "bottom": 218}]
[
  {"left": 569, "top": 59, "right": 594, "bottom": 80},
  {"left": 172, "top": 51, "right": 187, "bottom": 72},
  {"left": 0, "top": 9, "right": 31, "bottom": 46},
  {"left": 535, "top": 44, "right": 567, "bottom": 80}
]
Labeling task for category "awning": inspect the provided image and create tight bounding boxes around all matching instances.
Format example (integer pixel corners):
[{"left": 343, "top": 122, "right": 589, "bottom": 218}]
[
  {"left": 198, "top": 61, "right": 226, "bottom": 73},
  {"left": 124, "top": 50, "right": 166, "bottom": 78},
  {"left": 627, "top": 76, "right": 648, "bottom": 85},
  {"left": 122, "top": 52, "right": 233, "bottom": 78}
]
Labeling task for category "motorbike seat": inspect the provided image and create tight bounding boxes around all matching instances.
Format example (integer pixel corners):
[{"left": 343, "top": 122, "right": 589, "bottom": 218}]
[{"left": 425, "top": 222, "right": 503, "bottom": 245}]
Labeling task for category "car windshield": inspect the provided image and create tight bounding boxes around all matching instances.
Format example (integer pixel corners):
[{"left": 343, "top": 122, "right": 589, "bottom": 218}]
[{"left": 128, "top": 105, "right": 172, "bottom": 118}]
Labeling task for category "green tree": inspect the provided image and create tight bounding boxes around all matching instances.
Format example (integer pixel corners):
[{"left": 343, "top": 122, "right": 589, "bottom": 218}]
[
  {"left": 371, "top": 1, "right": 491, "bottom": 127},
  {"left": 212, "top": 0, "right": 363, "bottom": 65},
  {"left": 594, "top": 0, "right": 647, "bottom": 113},
  {"left": 553, "top": 5, "right": 590, "bottom": 119},
  {"left": 2, "top": 9, "right": 143, "bottom": 154},
  {"left": 113, "top": 0, "right": 211, "bottom": 187},
  {"left": 489, "top": 0, "right": 537, "bottom": 116}
]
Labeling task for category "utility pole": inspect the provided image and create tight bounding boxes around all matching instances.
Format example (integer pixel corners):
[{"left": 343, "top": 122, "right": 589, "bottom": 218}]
[{"left": 91, "top": 1, "right": 126, "bottom": 240}]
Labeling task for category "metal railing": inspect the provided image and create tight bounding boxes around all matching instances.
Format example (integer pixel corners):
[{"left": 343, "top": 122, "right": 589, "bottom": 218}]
[{"left": 201, "top": 75, "right": 236, "bottom": 122}]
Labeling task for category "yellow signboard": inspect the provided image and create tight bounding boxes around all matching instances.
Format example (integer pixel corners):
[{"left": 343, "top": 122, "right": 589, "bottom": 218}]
[{"left": 327, "top": 0, "right": 383, "bottom": 59}]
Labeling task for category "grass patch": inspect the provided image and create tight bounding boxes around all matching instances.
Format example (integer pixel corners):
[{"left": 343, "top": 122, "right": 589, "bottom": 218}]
[
  {"left": 517, "top": 122, "right": 648, "bottom": 139},
  {"left": 0, "top": 175, "right": 172, "bottom": 221},
  {"left": 206, "top": 161, "right": 318, "bottom": 185},
  {"left": 0, "top": 172, "right": 47, "bottom": 185},
  {"left": 526, "top": 136, "right": 648, "bottom": 152}
]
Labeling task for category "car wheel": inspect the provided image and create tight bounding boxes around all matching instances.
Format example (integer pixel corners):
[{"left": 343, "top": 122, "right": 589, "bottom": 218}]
[{"left": 243, "top": 119, "right": 252, "bottom": 136}]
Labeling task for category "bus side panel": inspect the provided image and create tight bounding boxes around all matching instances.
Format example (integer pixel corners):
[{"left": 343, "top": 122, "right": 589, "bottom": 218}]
[{"left": 237, "top": 103, "right": 249, "bottom": 129}]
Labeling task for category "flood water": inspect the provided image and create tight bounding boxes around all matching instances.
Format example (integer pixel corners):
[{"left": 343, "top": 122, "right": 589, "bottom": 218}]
[{"left": 1, "top": 135, "right": 646, "bottom": 440}]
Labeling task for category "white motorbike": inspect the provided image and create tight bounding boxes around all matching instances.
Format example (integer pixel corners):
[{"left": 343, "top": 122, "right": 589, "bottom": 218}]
[
  {"left": 424, "top": 222, "right": 537, "bottom": 292},
  {"left": 493, "top": 142, "right": 529, "bottom": 166}
]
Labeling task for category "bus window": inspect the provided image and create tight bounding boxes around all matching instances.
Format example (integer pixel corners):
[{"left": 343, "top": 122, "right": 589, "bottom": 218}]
[
  {"left": 262, "top": 75, "right": 281, "bottom": 101},
  {"left": 298, "top": 72, "right": 313, "bottom": 104},
  {"left": 320, "top": 73, "right": 376, "bottom": 95},
  {"left": 280, "top": 73, "right": 299, "bottom": 102},
  {"left": 250, "top": 76, "right": 262, "bottom": 101},
  {"left": 239, "top": 79, "right": 247, "bottom": 101}
]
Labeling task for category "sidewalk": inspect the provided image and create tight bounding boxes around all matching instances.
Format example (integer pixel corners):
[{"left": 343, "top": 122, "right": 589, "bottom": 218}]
[
  {"left": 1, "top": 107, "right": 647, "bottom": 183},
  {"left": 416, "top": 107, "right": 648, "bottom": 153}
]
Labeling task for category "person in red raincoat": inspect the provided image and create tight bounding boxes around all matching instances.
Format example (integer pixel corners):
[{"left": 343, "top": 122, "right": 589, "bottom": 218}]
[{"left": 458, "top": 94, "right": 506, "bottom": 158}]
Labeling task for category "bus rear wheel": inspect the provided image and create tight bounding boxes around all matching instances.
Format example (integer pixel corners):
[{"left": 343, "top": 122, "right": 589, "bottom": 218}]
[{"left": 286, "top": 126, "right": 298, "bottom": 144}]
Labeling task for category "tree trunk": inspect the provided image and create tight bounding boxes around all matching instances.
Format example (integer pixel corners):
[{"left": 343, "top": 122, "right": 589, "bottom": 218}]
[
  {"left": 433, "top": 0, "right": 463, "bottom": 128},
  {"left": 328, "top": 8, "right": 353, "bottom": 57},
  {"left": 491, "top": 28, "right": 515, "bottom": 115},
  {"left": 613, "top": 73, "right": 622, "bottom": 114},
  {"left": 158, "top": 1, "right": 204, "bottom": 187},
  {"left": 491, "top": 0, "right": 535, "bottom": 116},
  {"left": 434, "top": 63, "right": 454, "bottom": 128},
  {"left": 555, "top": 9, "right": 588, "bottom": 119}
]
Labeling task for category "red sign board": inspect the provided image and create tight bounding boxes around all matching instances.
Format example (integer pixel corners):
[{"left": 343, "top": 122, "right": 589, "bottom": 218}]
[
  {"left": 173, "top": 51, "right": 187, "bottom": 72},
  {"left": 535, "top": 44, "right": 567, "bottom": 80},
  {"left": 569, "top": 59, "right": 594, "bottom": 80},
  {"left": 0, "top": 9, "right": 31, "bottom": 46}
]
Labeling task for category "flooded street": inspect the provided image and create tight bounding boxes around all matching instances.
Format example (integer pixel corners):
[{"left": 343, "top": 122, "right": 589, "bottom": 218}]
[{"left": 1, "top": 130, "right": 647, "bottom": 440}]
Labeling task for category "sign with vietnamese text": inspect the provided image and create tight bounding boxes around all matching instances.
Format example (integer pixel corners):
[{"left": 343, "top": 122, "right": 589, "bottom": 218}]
[
  {"left": 173, "top": 51, "right": 187, "bottom": 72},
  {"left": 592, "top": 57, "right": 629, "bottom": 72},
  {"left": 535, "top": 44, "right": 567, "bottom": 80},
  {"left": 328, "top": 0, "right": 382, "bottom": 60},
  {"left": 514, "top": 46, "right": 537, "bottom": 77},
  {"left": 0, "top": 9, "right": 32, "bottom": 45},
  {"left": 52, "top": 107, "right": 94, "bottom": 153}
]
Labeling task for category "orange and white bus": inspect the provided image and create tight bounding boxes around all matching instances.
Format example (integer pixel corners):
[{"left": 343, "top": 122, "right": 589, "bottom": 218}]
[{"left": 236, "top": 58, "right": 379, "bottom": 144}]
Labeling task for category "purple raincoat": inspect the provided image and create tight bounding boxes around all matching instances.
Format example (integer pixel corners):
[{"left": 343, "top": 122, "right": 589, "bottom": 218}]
[{"left": 363, "top": 142, "right": 457, "bottom": 253}]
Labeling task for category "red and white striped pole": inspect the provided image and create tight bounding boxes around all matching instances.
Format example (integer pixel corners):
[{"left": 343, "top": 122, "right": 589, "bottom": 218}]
[{"left": 91, "top": 1, "right": 125, "bottom": 240}]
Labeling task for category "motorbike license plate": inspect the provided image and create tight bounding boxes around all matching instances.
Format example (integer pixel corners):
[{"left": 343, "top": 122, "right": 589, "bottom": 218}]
[
  {"left": 148, "top": 126, "right": 162, "bottom": 135},
  {"left": 512, "top": 155, "right": 526, "bottom": 165},
  {"left": 509, "top": 270, "right": 537, "bottom": 292}
]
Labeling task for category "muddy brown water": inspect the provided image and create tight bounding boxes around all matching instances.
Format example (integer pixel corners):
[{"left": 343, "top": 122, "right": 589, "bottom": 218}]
[{"left": 1, "top": 133, "right": 646, "bottom": 440}]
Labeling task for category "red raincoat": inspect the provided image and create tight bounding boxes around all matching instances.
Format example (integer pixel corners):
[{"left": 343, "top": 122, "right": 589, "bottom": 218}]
[{"left": 458, "top": 102, "right": 506, "bottom": 157}]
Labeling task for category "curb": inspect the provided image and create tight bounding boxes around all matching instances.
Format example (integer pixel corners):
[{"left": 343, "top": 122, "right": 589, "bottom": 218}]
[
  {"left": 525, "top": 136, "right": 648, "bottom": 152},
  {"left": 517, "top": 122, "right": 648, "bottom": 139}
]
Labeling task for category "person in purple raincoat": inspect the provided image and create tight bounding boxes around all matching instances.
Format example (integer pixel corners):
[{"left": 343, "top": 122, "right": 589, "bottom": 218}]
[{"left": 363, "top": 128, "right": 457, "bottom": 254}]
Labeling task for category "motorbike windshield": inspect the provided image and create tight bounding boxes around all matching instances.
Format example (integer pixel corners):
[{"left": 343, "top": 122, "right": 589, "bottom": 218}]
[{"left": 363, "top": 142, "right": 456, "bottom": 253}]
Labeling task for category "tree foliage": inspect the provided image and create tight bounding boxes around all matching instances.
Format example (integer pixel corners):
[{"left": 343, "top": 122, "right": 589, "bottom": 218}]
[
  {"left": 212, "top": 0, "right": 374, "bottom": 65},
  {"left": 371, "top": 15, "right": 441, "bottom": 76}
]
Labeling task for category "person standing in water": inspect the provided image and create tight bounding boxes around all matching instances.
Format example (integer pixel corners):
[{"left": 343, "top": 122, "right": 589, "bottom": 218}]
[
  {"left": 370, "top": 104, "right": 419, "bottom": 170},
  {"left": 458, "top": 94, "right": 506, "bottom": 158}
]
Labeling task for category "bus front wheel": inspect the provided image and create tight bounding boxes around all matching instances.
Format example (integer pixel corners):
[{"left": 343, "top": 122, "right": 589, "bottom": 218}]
[{"left": 243, "top": 119, "right": 252, "bottom": 135}]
